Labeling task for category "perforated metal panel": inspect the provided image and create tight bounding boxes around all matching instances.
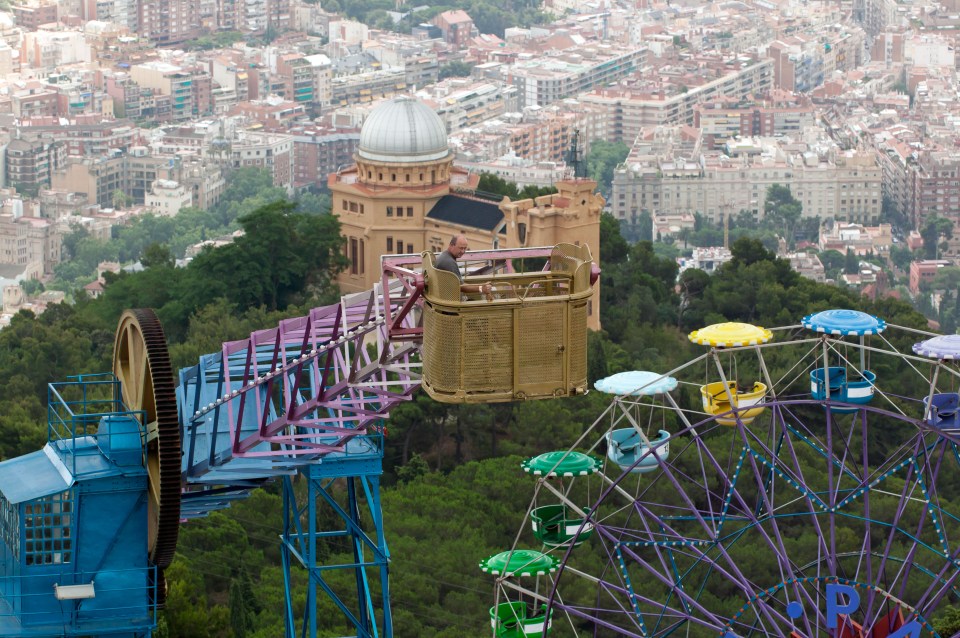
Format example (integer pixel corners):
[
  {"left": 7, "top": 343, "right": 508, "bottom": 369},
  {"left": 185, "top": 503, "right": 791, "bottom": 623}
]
[
  {"left": 422, "top": 305, "right": 461, "bottom": 396},
  {"left": 421, "top": 244, "right": 596, "bottom": 403},
  {"left": 568, "top": 300, "right": 588, "bottom": 390},
  {"left": 517, "top": 303, "right": 564, "bottom": 395},
  {"left": 463, "top": 309, "right": 514, "bottom": 393}
]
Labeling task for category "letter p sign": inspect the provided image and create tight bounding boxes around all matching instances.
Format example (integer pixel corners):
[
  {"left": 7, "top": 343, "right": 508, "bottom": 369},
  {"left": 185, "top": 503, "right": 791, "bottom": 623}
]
[{"left": 826, "top": 584, "right": 860, "bottom": 629}]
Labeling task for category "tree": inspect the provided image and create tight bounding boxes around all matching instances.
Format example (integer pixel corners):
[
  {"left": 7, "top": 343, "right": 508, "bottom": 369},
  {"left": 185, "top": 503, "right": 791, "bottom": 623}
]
[
  {"left": 587, "top": 331, "right": 608, "bottom": 384},
  {"left": 20, "top": 279, "right": 44, "bottom": 296},
  {"left": 112, "top": 189, "right": 133, "bottom": 210},
  {"left": 396, "top": 453, "right": 429, "bottom": 484},
  {"left": 921, "top": 216, "right": 953, "bottom": 259},
  {"left": 818, "top": 249, "right": 845, "bottom": 272},
  {"left": 881, "top": 195, "right": 909, "bottom": 230},
  {"left": 763, "top": 184, "right": 803, "bottom": 249},
  {"left": 585, "top": 140, "right": 630, "bottom": 197},
  {"left": 439, "top": 60, "right": 472, "bottom": 79},
  {"left": 890, "top": 244, "right": 917, "bottom": 272},
  {"left": 935, "top": 606, "right": 960, "bottom": 637},
  {"left": 182, "top": 200, "right": 348, "bottom": 312},
  {"left": 295, "top": 190, "right": 331, "bottom": 216},
  {"left": 229, "top": 565, "right": 258, "bottom": 637},
  {"left": 61, "top": 225, "right": 90, "bottom": 260},
  {"left": 141, "top": 242, "right": 175, "bottom": 269},
  {"left": 476, "top": 173, "right": 520, "bottom": 199},
  {"left": 599, "top": 212, "right": 628, "bottom": 265},
  {"left": 844, "top": 249, "right": 859, "bottom": 275}
]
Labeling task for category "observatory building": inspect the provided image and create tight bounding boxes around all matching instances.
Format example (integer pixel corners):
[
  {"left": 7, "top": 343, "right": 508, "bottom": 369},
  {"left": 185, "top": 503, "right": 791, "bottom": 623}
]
[{"left": 329, "top": 95, "right": 604, "bottom": 329}]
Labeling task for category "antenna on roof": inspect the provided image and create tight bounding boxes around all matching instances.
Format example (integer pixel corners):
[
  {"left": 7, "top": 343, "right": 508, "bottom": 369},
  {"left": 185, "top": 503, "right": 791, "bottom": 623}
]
[{"left": 567, "top": 128, "right": 585, "bottom": 179}]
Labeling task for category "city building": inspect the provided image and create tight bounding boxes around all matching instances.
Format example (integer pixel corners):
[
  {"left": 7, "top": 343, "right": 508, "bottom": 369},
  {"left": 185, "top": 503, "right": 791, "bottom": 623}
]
[
  {"left": 579, "top": 59, "right": 775, "bottom": 143},
  {"left": 818, "top": 223, "right": 893, "bottom": 256},
  {"left": 611, "top": 127, "right": 882, "bottom": 226},
  {"left": 508, "top": 45, "right": 647, "bottom": 108},
  {"left": 130, "top": 61, "right": 195, "bottom": 121},
  {"left": 137, "top": 0, "right": 200, "bottom": 45},
  {"left": 6, "top": 138, "right": 65, "bottom": 193},
  {"left": 677, "top": 247, "right": 732, "bottom": 275},
  {"left": 909, "top": 259, "right": 951, "bottom": 295},
  {"left": 787, "top": 252, "right": 826, "bottom": 283},
  {"left": 145, "top": 178, "right": 193, "bottom": 216},
  {"left": 430, "top": 10, "right": 476, "bottom": 49},
  {"left": 0, "top": 206, "right": 61, "bottom": 275},
  {"left": 694, "top": 94, "right": 816, "bottom": 150},
  {"left": 17, "top": 118, "right": 138, "bottom": 157},
  {"left": 52, "top": 150, "right": 180, "bottom": 207},
  {"left": 291, "top": 125, "right": 360, "bottom": 190}
]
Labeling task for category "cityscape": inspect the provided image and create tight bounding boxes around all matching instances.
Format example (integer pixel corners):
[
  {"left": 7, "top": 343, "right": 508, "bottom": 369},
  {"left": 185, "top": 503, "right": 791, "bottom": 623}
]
[
  {"left": 0, "top": 0, "right": 957, "bottom": 329},
  {"left": 2, "top": 0, "right": 960, "bottom": 635}
]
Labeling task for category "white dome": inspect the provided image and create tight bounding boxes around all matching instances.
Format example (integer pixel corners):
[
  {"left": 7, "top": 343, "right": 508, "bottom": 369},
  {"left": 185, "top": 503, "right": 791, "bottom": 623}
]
[{"left": 358, "top": 96, "right": 450, "bottom": 163}]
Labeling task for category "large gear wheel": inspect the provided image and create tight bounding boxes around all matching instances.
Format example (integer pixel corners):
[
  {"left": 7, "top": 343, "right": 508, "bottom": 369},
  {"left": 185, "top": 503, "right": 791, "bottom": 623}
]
[{"left": 112, "top": 309, "right": 181, "bottom": 599}]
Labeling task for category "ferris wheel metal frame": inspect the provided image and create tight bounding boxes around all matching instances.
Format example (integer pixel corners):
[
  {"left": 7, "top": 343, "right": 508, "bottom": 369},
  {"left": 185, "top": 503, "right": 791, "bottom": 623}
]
[{"left": 491, "top": 315, "right": 960, "bottom": 638}]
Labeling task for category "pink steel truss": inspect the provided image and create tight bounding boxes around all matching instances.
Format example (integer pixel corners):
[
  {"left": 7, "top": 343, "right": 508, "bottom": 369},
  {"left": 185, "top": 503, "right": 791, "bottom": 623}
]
[{"left": 177, "top": 246, "right": 591, "bottom": 491}]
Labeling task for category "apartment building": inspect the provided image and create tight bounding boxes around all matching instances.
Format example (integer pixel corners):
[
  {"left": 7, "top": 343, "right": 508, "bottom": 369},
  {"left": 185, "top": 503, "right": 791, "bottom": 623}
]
[
  {"left": 450, "top": 101, "right": 608, "bottom": 165},
  {"left": 17, "top": 119, "right": 138, "bottom": 157},
  {"left": 909, "top": 260, "right": 951, "bottom": 295},
  {"left": 130, "top": 61, "right": 194, "bottom": 121},
  {"left": 145, "top": 179, "right": 193, "bottom": 216},
  {"left": 819, "top": 223, "right": 893, "bottom": 256},
  {"left": 179, "top": 156, "right": 225, "bottom": 210},
  {"left": 223, "top": 131, "right": 294, "bottom": 192},
  {"left": 6, "top": 138, "right": 65, "bottom": 192},
  {"left": 102, "top": 71, "right": 141, "bottom": 118},
  {"left": 911, "top": 151, "right": 960, "bottom": 231},
  {"left": 856, "top": 0, "right": 900, "bottom": 36},
  {"left": 210, "top": 54, "right": 251, "bottom": 112},
  {"left": 291, "top": 126, "right": 360, "bottom": 190},
  {"left": 509, "top": 45, "right": 647, "bottom": 108},
  {"left": 52, "top": 150, "right": 180, "bottom": 207},
  {"left": 579, "top": 59, "right": 774, "bottom": 144},
  {"left": 457, "top": 153, "right": 572, "bottom": 189},
  {"left": 11, "top": 2, "right": 58, "bottom": 29},
  {"left": 137, "top": 0, "right": 200, "bottom": 45},
  {"left": 9, "top": 81, "right": 58, "bottom": 119},
  {"left": 233, "top": 97, "right": 306, "bottom": 130},
  {"left": 331, "top": 67, "right": 408, "bottom": 107},
  {"left": 190, "top": 69, "right": 214, "bottom": 117},
  {"left": 694, "top": 95, "right": 815, "bottom": 149},
  {"left": 273, "top": 53, "right": 332, "bottom": 110},
  {"left": 876, "top": 137, "right": 914, "bottom": 224},
  {"left": 611, "top": 128, "right": 881, "bottom": 225},
  {"left": 216, "top": 0, "right": 242, "bottom": 31},
  {"left": 0, "top": 211, "right": 60, "bottom": 275},
  {"left": 424, "top": 80, "right": 517, "bottom": 134},
  {"left": 431, "top": 10, "right": 476, "bottom": 49}
]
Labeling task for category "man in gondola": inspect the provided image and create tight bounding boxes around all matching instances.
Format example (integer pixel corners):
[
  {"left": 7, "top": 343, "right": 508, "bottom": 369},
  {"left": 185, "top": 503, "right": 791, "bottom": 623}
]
[{"left": 435, "top": 234, "right": 494, "bottom": 301}]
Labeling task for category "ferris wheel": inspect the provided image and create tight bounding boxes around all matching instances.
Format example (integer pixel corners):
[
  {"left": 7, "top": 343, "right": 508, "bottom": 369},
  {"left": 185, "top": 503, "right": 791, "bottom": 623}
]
[{"left": 484, "top": 310, "right": 960, "bottom": 638}]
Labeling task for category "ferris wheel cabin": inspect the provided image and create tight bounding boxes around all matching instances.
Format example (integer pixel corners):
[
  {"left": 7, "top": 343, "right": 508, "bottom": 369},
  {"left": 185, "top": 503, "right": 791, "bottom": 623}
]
[
  {"left": 689, "top": 322, "right": 772, "bottom": 426},
  {"left": 419, "top": 243, "right": 597, "bottom": 403},
  {"left": 803, "top": 309, "right": 884, "bottom": 414},
  {"left": 915, "top": 334, "right": 960, "bottom": 431},
  {"left": 596, "top": 370, "right": 678, "bottom": 473}
]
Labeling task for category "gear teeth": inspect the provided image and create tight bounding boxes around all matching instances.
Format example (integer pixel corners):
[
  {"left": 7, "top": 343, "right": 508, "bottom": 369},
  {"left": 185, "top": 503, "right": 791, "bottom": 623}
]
[{"left": 113, "top": 309, "right": 182, "bottom": 607}]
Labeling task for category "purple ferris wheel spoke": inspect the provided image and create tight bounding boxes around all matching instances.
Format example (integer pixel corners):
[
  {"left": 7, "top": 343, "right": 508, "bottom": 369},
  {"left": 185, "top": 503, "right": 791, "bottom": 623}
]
[{"left": 542, "top": 395, "right": 960, "bottom": 637}]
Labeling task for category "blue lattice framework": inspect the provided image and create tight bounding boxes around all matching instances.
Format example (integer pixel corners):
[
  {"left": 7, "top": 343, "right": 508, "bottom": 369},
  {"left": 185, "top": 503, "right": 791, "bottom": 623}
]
[{"left": 0, "top": 373, "right": 154, "bottom": 638}]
